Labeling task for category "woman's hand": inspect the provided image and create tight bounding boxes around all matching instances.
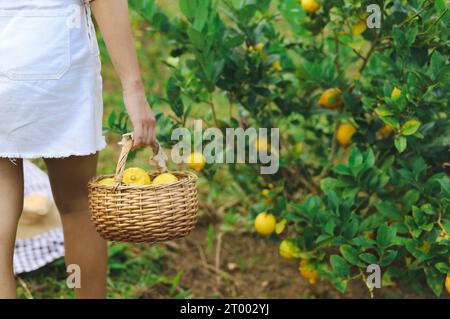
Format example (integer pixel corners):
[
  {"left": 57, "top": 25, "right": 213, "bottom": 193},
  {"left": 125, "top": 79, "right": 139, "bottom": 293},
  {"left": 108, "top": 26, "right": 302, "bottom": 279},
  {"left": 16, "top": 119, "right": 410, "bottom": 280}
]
[{"left": 123, "top": 82, "right": 156, "bottom": 150}]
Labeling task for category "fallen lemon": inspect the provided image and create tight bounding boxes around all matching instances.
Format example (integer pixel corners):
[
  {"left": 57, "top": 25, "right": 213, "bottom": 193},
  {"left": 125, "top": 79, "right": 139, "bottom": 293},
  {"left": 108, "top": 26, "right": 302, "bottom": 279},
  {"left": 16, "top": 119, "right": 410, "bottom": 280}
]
[
  {"left": 301, "top": 0, "right": 320, "bottom": 14},
  {"left": 152, "top": 173, "right": 178, "bottom": 185},
  {"left": 279, "top": 239, "right": 300, "bottom": 260},
  {"left": 319, "top": 88, "right": 343, "bottom": 109},
  {"left": 123, "top": 167, "right": 151, "bottom": 185},
  {"left": 254, "top": 212, "right": 276, "bottom": 236},
  {"left": 97, "top": 177, "right": 116, "bottom": 186},
  {"left": 337, "top": 124, "right": 357, "bottom": 148},
  {"left": 187, "top": 152, "right": 206, "bottom": 172}
]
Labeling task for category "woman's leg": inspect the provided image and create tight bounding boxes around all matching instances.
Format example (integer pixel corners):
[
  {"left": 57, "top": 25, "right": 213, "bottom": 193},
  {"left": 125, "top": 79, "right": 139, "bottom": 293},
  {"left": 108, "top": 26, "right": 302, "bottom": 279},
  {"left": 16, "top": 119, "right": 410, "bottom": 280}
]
[
  {"left": 0, "top": 158, "right": 24, "bottom": 299},
  {"left": 44, "top": 153, "right": 107, "bottom": 299}
]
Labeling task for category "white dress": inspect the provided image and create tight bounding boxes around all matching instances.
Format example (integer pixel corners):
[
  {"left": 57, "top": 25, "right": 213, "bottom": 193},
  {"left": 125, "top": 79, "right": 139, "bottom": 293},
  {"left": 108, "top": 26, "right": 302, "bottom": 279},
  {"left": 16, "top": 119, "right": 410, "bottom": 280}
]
[{"left": 0, "top": 0, "right": 106, "bottom": 158}]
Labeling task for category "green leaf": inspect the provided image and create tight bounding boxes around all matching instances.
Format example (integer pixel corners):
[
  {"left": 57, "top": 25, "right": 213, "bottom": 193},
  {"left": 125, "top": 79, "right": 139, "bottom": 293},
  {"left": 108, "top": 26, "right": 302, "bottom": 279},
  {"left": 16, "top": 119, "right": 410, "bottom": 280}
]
[
  {"left": 330, "top": 255, "right": 350, "bottom": 278},
  {"left": 192, "top": 0, "right": 209, "bottom": 31},
  {"left": 377, "top": 224, "right": 396, "bottom": 249},
  {"left": 340, "top": 245, "right": 365, "bottom": 267},
  {"left": 333, "top": 164, "right": 351, "bottom": 176},
  {"left": 394, "top": 136, "right": 407, "bottom": 153},
  {"left": 331, "top": 278, "right": 348, "bottom": 293},
  {"left": 179, "top": 0, "right": 197, "bottom": 20},
  {"left": 435, "top": 262, "right": 449, "bottom": 274},
  {"left": 402, "top": 190, "right": 420, "bottom": 212},
  {"left": 359, "top": 253, "right": 378, "bottom": 264},
  {"left": 187, "top": 27, "right": 205, "bottom": 48},
  {"left": 380, "top": 250, "right": 398, "bottom": 266},
  {"left": 424, "top": 266, "right": 444, "bottom": 297},
  {"left": 401, "top": 120, "right": 421, "bottom": 136}
]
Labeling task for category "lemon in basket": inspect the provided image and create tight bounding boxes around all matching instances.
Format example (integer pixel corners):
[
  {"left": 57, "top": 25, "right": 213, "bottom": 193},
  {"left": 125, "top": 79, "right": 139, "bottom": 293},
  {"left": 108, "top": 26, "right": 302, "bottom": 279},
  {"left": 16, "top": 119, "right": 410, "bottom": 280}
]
[
  {"left": 97, "top": 177, "right": 116, "bottom": 186},
  {"left": 152, "top": 173, "right": 178, "bottom": 185},
  {"left": 123, "top": 167, "right": 151, "bottom": 185}
]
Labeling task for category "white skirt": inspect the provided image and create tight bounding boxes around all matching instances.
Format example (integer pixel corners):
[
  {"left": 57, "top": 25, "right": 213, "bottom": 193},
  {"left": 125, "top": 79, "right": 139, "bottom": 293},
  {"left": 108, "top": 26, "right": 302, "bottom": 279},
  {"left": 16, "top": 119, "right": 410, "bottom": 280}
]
[{"left": 0, "top": 0, "right": 106, "bottom": 158}]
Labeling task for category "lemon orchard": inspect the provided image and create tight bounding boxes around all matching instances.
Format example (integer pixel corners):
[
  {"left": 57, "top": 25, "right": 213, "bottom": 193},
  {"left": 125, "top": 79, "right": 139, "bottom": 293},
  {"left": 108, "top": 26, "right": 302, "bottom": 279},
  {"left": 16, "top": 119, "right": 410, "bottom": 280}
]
[{"left": 127, "top": 0, "right": 449, "bottom": 296}]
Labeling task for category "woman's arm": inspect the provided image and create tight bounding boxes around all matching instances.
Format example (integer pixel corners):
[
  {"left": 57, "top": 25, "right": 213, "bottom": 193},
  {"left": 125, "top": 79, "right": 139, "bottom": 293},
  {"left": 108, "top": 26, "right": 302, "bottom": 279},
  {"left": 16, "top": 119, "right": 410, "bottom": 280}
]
[{"left": 90, "top": 0, "right": 155, "bottom": 150}]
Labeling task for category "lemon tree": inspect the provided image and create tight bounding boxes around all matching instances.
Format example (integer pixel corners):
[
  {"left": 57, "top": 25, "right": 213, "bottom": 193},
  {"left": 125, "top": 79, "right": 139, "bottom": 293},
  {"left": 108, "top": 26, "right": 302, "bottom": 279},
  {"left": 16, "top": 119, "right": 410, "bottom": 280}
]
[{"left": 126, "top": 0, "right": 449, "bottom": 297}]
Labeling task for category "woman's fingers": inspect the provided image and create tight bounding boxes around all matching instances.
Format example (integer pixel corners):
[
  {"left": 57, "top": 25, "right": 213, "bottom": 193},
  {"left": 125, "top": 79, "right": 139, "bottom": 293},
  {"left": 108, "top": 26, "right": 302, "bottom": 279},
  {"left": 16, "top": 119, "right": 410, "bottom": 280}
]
[{"left": 131, "top": 115, "right": 156, "bottom": 150}]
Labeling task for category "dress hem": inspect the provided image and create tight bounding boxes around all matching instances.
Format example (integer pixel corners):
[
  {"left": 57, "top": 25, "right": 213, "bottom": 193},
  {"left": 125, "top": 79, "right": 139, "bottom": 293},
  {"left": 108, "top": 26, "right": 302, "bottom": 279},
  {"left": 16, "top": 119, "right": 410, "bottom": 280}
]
[{"left": 0, "top": 138, "right": 107, "bottom": 160}]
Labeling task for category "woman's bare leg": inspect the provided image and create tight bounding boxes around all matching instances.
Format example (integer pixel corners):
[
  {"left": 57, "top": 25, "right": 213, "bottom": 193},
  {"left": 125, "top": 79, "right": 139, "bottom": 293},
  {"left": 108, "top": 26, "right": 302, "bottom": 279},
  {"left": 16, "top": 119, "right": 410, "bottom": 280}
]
[
  {"left": 0, "top": 158, "right": 24, "bottom": 299},
  {"left": 44, "top": 154, "right": 107, "bottom": 299}
]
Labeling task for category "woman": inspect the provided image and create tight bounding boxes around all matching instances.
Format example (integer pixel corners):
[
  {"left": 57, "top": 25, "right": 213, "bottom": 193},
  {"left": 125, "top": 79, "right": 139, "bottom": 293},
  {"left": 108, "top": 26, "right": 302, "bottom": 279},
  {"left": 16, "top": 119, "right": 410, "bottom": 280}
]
[{"left": 0, "top": 0, "right": 156, "bottom": 298}]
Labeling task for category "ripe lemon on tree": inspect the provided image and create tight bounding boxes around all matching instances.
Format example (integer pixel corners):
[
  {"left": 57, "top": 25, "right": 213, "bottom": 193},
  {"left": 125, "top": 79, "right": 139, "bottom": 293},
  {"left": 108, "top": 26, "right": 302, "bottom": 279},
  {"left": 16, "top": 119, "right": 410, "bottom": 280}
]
[
  {"left": 255, "top": 137, "right": 271, "bottom": 153},
  {"left": 352, "top": 20, "right": 367, "bottom": 36},
  {"left": 299, "top": 260, "right": 318, "bottom": 284},
  {"left": 152, "top": 173, "right": 178, "bottom": 185},
  {"left": 272, "top": 60, "right": 282, "bottom": 71},
  {"left": 187, "top": 152, "right": 206, "bottom": 172},
  {"left": 391, "top": 87, "right": 402, "bottom": 100},
  {"left": 300, "top": 0, "right": 320, "bottom": 14},
  {"left": 377, "top": 124, "right": 394, "bottom": 139},
  {"left": 337, "top": 124, "right": 357, "bottom": 148},
  {"left": 123, "top": 167, "right": 151, "bottom": 185},
  {"left": 319, "top": 88, "right": 343, "bottom": 109},
  {"left": 97, "top": 177, "right": 116, "bottom": 186},
  {"left": 254, "top": 43, "right": 264, "bottom": 52},
  {"left": 279, "top": 239, "right": 301, "bottom": 260},
  {"left": 254, "top": 212, "right": 276, "bottom": 236}
]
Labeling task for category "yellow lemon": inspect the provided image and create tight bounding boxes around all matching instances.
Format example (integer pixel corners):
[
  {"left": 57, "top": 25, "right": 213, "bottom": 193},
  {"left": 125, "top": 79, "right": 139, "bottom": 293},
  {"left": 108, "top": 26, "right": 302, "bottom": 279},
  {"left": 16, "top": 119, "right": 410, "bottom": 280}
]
[
  {"left": 256, "top": 137, "right": 270, "bottom": 153},
  {"left": 299, "top": 260, "right": 318, "bottom": 284},
  {"left": 152, "top": 173, "right": 178, "bottom": 185},
  {"left": 272, "top": 60, "right": 282, "bottom": 71},
  {"left": 279, "top": 240, "right": 300, "bottom": 260},
  {"left": 187, "top": 152, "right": 206, "bottom": 172},
  {"left": 97, "top": 177, "right": 116, "bottom": 186},
  {"left": 319, "top": 88, "right": 343, "bottom": 109},
  {"left": 352, "top": 20, "right": 367, "bottom": 36},
  {"left": 254, "top": 212, "right": 276, "bottom": 236},
  {"left": 391, "top": 87, "right": 402, "bottom": 100},
  {"left": 377, "top": 124, "right": 394, "bottom": 139},
  {"left": 123, "top": 167, "right": 151, "bottom": 185},
  {"left": 301, "top": 0, "right": 320, "bottom": 14},
  {"left": 261, "top": 189, "right": 270, "bottom": 197},
  {"left": 337, "top": 124, "right": 357, "bottom": 148},
  {"left": 445, "top": 274, "right": 450, "bottom": 294},
  {"left": 254, "top": 43, "right": 264, "bottom": 52}
]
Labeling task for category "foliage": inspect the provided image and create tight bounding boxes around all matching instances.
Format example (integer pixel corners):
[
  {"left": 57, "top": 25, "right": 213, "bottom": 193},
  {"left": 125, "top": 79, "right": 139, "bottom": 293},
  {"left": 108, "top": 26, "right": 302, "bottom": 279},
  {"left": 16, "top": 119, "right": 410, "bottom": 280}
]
[{"left": 125, "top": 0, "right": 449, "bottom": 296}]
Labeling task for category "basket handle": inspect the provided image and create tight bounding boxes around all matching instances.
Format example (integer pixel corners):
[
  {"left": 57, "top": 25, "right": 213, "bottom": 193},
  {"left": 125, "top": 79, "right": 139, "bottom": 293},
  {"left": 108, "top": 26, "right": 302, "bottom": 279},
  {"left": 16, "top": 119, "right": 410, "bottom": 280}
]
[{"left": 114, "top": 133, "right": 168, "bottom": 183}]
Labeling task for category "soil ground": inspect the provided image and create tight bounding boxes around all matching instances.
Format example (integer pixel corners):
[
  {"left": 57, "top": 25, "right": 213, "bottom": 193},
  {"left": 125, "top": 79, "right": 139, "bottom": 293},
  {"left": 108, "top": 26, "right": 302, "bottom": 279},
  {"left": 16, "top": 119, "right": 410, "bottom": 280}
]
[{"left": 139, "top": 218, "right": 438, "bottom": 299}]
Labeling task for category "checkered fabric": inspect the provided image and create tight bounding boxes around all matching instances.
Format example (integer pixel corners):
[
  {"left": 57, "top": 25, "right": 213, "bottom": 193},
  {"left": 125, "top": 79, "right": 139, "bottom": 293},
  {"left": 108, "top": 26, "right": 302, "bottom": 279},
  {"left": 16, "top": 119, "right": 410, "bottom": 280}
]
[
  {"left": 14, "top": 228, "right": 64, "bottom": 274},
  {"left": 13, "top": 160, "right": 65, "bottom": 274}
]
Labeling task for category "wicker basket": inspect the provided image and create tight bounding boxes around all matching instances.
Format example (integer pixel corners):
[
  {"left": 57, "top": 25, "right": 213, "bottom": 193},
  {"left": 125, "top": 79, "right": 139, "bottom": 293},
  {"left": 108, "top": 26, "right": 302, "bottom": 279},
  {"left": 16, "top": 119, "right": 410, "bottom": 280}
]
[{"left": 88, "top": 134, "right": 198, "bottom": 243}]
